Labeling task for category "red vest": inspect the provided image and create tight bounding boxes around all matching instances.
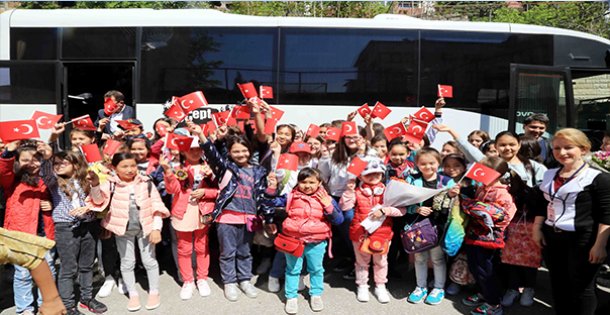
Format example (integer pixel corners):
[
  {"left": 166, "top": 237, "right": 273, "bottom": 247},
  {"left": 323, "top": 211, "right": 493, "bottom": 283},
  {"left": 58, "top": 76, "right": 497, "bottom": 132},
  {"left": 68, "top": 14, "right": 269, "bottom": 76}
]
[
  {"left": 282, "top": 189, "right": 332, "bottom": 243},
  {"left": 349, "top": 183, "right": 393, "bottom": 242}
]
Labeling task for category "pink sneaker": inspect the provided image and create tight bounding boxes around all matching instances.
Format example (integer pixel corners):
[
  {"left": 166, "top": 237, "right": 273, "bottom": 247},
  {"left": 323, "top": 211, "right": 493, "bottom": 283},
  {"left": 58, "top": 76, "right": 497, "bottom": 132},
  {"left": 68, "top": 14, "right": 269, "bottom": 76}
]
[
  {"left": 127, "top": 295, "right": 141, "bottom": 312},
  {"left": 145, "top": 293, "right": 160, "bottom": 310}
]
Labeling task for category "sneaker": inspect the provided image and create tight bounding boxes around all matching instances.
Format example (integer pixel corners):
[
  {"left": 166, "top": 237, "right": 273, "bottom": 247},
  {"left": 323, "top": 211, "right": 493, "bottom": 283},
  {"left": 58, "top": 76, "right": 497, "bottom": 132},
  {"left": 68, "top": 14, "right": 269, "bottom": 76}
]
[
  {"left": 256, "top": 257, "right": 272, "bottom": 275},
  {"left": 462, "top": 293, "right": 485, "bottom": 307},
  {"left": 79, "top": 298, "right": 108, "bottom": 314},
  {"left": 97, "top": 279, "right": 115, "bottom": 298},
  {"left": 342, "top": 268, "right": 356, "bottom": 280},
  {"left": 500, "top": 289, "right": 519, "bottom": 307},
  {"left": 126, "top": 295, "right": 141, "bottom": 312},
  {"left": 445, "top": 282, "right": 461, "bottom": 296},
  {"left": 197, "top": 279, "right": 211, "bottom": 297},
  {"left": 425, "top": 288, "right": 445, "bottom": 305},
  {"left": 117, "top": 278, "right": 127, "bottom": 295},
  {"left": 285, "top": 298, "right": 298, "bottom": 314},
  {"left": 357, "top": 285, "right": 370, "bottom": 302},
  {"left": 519, "top": 287, "right": 535, "bottom": 307},
  {"left": 145, "top": 293, "right": 160, "bottom": 310},
  {"left": 239, "top": 280, "right": 259, "bottom": 298},
  {"left": 471, "top": 303, "right": 504, "bottom": 315},
  {"left": 180, "top": 282, "right": 195, "bottom": 300},
  {"left": 268, "top": 276, "right": 281, "bottom": 293},
  {"left": 224, "top": 283, "right": 239, "bottom": 302},
  {"left": 66, "top": 307, "right": 84, "bottom": 315},
  {"left": 298, "top": 275, "right": 306, "bottom": 291},
  {"left": 310, "top": 295, "right": 324, "bottom": 312},
  {"left": 597, "top": 267, "right": 610, "bottom": 293},
  {"left": 407, "top": 287, "right": 428, "bottom": 304},
  {"left": 374, "top": 284, "right": 391, "bottom": 304}
]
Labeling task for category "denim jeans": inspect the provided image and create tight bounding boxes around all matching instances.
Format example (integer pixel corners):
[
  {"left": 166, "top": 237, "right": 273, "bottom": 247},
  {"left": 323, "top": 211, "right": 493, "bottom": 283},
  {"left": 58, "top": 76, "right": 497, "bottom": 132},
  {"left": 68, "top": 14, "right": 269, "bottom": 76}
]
[
  {"left": 466, "top": 245, "right": 502, "bottom": 305},
  {"left": 270, "top": 250, "right": 308, "bottom": 279},
  {"left": 55, "top": 222, "right": 97, "bottom": 308},
  {"left": 285, "top": 241, "right": 326, "bottom": 299},
  {"left": 14, "top": 250, "right": 55, "bottom": 313},
  {"left": 216, "top": 223, "right": 253, "bottom": 284}
]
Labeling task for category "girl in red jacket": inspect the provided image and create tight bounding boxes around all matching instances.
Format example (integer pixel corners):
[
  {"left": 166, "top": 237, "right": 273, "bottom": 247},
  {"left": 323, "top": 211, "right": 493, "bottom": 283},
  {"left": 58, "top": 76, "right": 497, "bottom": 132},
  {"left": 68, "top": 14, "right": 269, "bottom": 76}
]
[
  {"left": 160, "top": 139, "right": 218, "bottom": 301},
  {"left": 340, "top": 157, "right": 405, "bottom": 304},
  {"left": 1, "top": 141, "right": 55, "bottom": 315}
]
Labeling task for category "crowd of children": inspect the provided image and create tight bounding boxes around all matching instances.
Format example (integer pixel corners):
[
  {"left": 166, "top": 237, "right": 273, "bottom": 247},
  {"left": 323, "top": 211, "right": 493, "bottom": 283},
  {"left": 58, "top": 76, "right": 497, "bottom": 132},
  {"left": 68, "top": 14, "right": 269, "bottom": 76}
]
[{"left": 0, "top": 89, "right": 609, "bottom": 315}]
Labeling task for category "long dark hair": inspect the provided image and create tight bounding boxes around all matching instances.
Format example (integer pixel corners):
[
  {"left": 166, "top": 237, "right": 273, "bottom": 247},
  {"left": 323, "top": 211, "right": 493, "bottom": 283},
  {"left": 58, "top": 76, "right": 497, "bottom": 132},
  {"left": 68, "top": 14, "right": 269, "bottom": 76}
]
[
  {"left": 14, "top": 144, "right": 42, "bottom": 187},
  {"left": 53, "top": 151, "right": 90, "bottom": 197},
  {"left": 225, "top": 135, "right": 252, "bottom": 163},
  {"left": 495, "top": 131, "right": 531, "bottom": 166},
  {"left": 111, "top": 152, "right": 136, "bottom": 167},
  {"left": 331, "top": 136, "right": 362, "bottom": 165}
]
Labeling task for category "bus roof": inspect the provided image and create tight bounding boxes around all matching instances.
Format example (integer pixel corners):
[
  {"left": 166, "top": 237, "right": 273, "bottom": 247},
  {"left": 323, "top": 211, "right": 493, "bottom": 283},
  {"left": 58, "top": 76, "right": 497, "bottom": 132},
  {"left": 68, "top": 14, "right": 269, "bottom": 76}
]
[{"left": 3, "top": 8, "right": 610, "bottom": 45}]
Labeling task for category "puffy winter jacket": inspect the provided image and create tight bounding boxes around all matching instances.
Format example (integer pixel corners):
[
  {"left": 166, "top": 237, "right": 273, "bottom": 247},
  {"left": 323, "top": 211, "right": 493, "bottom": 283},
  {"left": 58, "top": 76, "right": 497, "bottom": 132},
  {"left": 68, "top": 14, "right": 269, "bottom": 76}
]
[
  {"left": 200, "top": 140, "right": 271, "bottom": 222},
  {"left": 163, "top": 164, "right": 218, "bottom": 220},
  {"left": 0, "top": 155, "right": 54, "bottom": 240},
  {"left": 87, "top": 175, "right": 170, "bottom": 237}
]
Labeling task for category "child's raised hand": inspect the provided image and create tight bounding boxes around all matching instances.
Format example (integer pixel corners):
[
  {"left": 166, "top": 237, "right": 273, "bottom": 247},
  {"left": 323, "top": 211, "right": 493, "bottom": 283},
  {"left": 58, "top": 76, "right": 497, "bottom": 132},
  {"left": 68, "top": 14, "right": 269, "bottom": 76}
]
[
  {"left": 86, "top": 170, "right": 100, "bottom": 187},
  {"left": 159, "top": 153, "right": 171, "bottom": 172},
  {"left": 148, "top": 230, "right": 162, "bottom": 245},
  {"left": 267, "top": 172, "right": 277, "bottom": 189},
  {"left": 190, "top": 188, "right": 206, "bottom": 200},
  {"left": 69, "top": 206, "right": 90, "bottom": 217},
  {"left": 36, "top": 141, "right": 53, "bottom": 160},
  {"left": 347, "top": 111, "right": 357, "bottom": 122},
  {"left": 51, "top": 122, "right": 66, "bottom": 136},
  {"left": 186, "top": 120, "right": 202, "bottom": 136},
  {"left": 432, "top": 124, "right": 451, "bottom": 133},
  {"left": 416, "top": 206, "right": 433, "bottom": 217},
  {"left": 269, "top": 141, "right": 281, "bottom": 157},
  {"left": 40, "top": 200, "right": 52, "bottom": 212},
  {"left": 5, "top": 140, "right": 20, "bottom": 152},
  {"left": 202, "top": 164, "right": 213, "bottom": 177},
  {"left": 314, "top": 189, "right": 332, "bottom": 208},
  {"left": 435, "top": 97, "right": 446, "bottom": 110},
  {"left": 448, "top": 185, "right": 461, "bottom": 198}
]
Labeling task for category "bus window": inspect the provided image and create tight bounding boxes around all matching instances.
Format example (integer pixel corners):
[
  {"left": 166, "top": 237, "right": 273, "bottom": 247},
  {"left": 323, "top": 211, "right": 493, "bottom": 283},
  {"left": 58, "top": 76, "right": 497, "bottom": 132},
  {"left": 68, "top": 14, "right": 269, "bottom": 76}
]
[
  {"left": 0, "top": 63, "right": 56, "bottom": 104},
  {"left": 572, "top": 71, "right": 610, "bottom": 149},
  {"left": 10, "top": 28, "right": 58, "bottom": 60},
  {"left": 140, "top": 27, "right": 276, "bottom": 104},
  {"left": 279, "top": 28, "right": 418, "bottom": 106},
  {"left": 62, "top": 27, "right": 136, "bottom": 60}
]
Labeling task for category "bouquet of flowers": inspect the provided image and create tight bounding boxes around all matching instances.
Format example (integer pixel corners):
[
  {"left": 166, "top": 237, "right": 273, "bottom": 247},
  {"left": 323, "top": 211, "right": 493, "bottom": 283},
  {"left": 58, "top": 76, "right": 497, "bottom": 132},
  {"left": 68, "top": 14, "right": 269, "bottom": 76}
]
[{"left": 587, "top": 151, "right": 610, "bottom": 173}]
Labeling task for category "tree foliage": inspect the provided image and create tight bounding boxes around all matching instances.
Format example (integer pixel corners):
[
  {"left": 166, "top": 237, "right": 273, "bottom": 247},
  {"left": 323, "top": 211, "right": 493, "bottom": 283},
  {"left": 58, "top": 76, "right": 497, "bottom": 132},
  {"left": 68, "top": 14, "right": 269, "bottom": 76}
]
[{"left": 227, "top": 1, "right": 390, "bottom": 18}]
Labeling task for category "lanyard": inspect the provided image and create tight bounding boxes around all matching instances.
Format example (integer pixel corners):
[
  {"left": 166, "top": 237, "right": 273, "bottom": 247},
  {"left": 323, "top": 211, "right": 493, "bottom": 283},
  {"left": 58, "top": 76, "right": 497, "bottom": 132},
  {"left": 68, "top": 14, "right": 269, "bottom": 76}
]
[{"left": 548, "top": 162, "right": 587, "bottom": 202}]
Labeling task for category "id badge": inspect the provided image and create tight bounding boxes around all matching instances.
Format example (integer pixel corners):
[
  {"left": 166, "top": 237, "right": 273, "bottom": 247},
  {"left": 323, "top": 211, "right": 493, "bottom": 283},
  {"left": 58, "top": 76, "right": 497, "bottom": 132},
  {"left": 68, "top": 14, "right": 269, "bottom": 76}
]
[{"left": 546, "top": 202, "right": 556, "bottom": 223}]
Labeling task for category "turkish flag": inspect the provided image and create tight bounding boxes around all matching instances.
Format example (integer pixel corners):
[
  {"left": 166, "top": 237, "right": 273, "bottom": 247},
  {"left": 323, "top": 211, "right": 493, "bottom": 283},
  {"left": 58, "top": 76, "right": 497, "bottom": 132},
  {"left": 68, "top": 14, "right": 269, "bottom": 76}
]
[
  {"left": 72, "top": 115, "right": 96, "bottom": 131},
  {"left": 438, "top": 84, "right": 453, "bottom": 98},
  {"left": 403, "top": 119, "right": 428, "bottom": 144},
  {"left": 103, "top": 98, "right": 119, "bottom": 116},
  {"left": 164, "top": 103, "right": 187, "bottom": 122},
  {"left": 237, "top": 82, "right": 258, "bottom": 99},
  {"left": 177, "top": 91, "right": 208, "bottom": 114},
  {"left": 166, "top": 133, "right": 194, "bottom": 151},
  {"left": 412, "top": 107, "right": 435, "bottom": 123},
  {"left": 341, "top": 121, "right": 358, "bottom": 137},
  {"left": 116, "top": 120, "right": 140, "bottom": 131},
  {"left": 31, "top": 111, "right": 62, "bottom": 130},
  {"left": 264, "top": 117, "right": 279, "bottom": 134},
  {"left": 203, "top": 121, "right": 217, "bottom": 137},
  {"left": 268, "top": 106, "right": 284, "bottom": 121},
  {"left": 259, "top": 85, "right": 274, "bottom": 99},
  {"left": 324, "top": 127, "right": 341, "bottom": 142},
  {"left": 347, "top": 156, "right": 368, "bottom": 177},
  {"left": 103, "top": 139, "right": 123, "bottom": 157},
  {"left": 371, "top": 102, "right": 391, "bottom": 119},
  {"left": 231, "top": 105, "right": 251, "bottom": 120},
  {"left": 277, "top": 153, "right": 298, "bottom": 171},
  {"left": 383, "top": 122, "right": 407, "bottom": 141},
  {"left": 465, "top": 162, "right": 501, "bottom": 186},
  {"left": 80, "top": 144, "right": 102, "bottom": 163},
  {"left": 0, "top": 120, "right": 40, "bottom": 142},
  {"left": 306, "top": 124, "right": 320, "bottom": 138},
  {"left": 357, "top": 103, "right": 371, "bottom": 118},
  {"left": 212, "top": 111, "right": 231, "bottom": 126}
]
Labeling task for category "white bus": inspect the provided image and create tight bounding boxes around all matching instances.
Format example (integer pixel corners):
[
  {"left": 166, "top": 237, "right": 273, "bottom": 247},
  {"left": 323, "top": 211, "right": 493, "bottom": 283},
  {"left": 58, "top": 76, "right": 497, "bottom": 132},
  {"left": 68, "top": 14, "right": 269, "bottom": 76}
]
[{"left": 1, "top": 9, "right": 609, "bottom": 146}]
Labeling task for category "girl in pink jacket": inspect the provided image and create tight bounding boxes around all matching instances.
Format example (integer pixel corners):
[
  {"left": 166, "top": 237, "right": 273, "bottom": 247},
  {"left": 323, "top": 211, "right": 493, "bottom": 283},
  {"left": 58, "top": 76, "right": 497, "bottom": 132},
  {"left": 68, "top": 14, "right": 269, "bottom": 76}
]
[
  {"left": 160, "top": 140, "right": 218, "bottom": 301},
  {"left": 87, "top": 152, "right": 169, "bottom": 312}
]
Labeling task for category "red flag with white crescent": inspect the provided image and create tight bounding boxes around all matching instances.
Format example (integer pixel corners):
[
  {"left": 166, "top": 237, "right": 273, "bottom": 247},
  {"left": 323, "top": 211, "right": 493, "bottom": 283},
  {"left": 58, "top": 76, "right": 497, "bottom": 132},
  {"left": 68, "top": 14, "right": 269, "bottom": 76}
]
[
  {"left": 177, "top": 91, "right": 208, "bottom": 115},
  {"left": 31, "top": 111, "right": 62, "bottom": 130},
  {"left": 403, "top": 119, "right": 428, "bottom": 144},
  {"left": 464, "top": 162, "right": 501, "bottom": 185},
  {"left": 0, "top": 120, "right": 41, "bottom": 142}
]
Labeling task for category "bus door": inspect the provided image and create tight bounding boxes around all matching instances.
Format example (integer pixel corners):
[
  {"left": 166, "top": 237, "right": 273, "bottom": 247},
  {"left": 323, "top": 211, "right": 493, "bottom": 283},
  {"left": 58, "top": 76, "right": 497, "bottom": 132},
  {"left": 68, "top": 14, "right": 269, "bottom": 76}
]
[
  {"left": 62, "top": 61, "right": 135, "bottom": 143},
  {"left": 570, "top": 68, "right": 610, "bottom": 150},
  {"left": 508, "top": 64, "right": 574, "bottom": 135}
]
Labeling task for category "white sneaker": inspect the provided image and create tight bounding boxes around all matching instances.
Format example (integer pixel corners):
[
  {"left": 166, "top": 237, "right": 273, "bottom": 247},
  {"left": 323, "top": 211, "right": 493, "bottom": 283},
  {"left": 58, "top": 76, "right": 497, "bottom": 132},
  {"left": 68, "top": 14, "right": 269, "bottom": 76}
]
[
  {"left": 357, "top": 285, "right": 370, "bottom": 302},
  {"left": 520, "top": 287, "right": 535, "bottom": 307},
  {"left": 298, "top": 275, "right": 306, "bottom": 291},
  {"left": 197, "top": 279, "right": 211, "bottom": 297},
  {"left": 268, "top": 276, "right": 281, "bottom": 293},
  {"left": 117, "top": 278, "right": 127, "bottom": 295},
  {"left": 180, "top": 282, "right": 195, "bottom": 300},
  {"left": 285, "top": 298, "right": 298, "bottom": 314},
  {"left": 239, "top": 280, "right": 259, "bottom": 298},
  {"left": 256, "top": 257, "right": 272, "bottom": 275},
  {"left": 374, "top": 284, "right": 391, "bottom": 304},
  {"left": 97, "top": 279, "right": 115, "bottom": 298},
  {"left": 501, "top": 289, "right": 520, "bottom": 307}
]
